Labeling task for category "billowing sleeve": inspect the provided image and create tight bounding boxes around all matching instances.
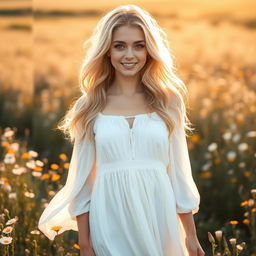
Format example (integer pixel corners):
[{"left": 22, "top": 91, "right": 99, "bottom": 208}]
[
  {"left": 38, "top": 96, "right": 96, "bottom": 240},
  {"left": 167, "top": 116, "right": 200, "bottom": 215}
]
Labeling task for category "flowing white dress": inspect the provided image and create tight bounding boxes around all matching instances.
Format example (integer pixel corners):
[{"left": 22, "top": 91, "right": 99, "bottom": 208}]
[{"left": 38, "top": 96, "right": 200, "bottom": 256}]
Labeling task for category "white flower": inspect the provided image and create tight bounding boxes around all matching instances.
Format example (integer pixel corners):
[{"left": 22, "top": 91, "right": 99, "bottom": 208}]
[
  {"left": 247, "top": 131, "right": 256, "bottom": 137},
  {"left": 26, "top": 160, "right": 36, "bottom": 169},
  {"left": 215, "top": 230, "right": 222, "bottom": 241},
  {"left": 202, "top": 161, "right": 212, "bottom": 171},
  {"left": 6, "top": 217, "right": 18, "bottom": 225},
  {"left": 239, "top": 162, "right": 246, "bottom": 168},
  {"left": 3, "top": 226, "right": 13, "bottom": 234},
  {"left": 4, "top": 153, "right": 16, "bottom": 164},
  {"left": 8, "top": 192, "right": 17, "bottom": 199},
  {"left": 32, "top": 171, "right": 42, "bottom": 177},
  {"left": 208, "top": 143, "right": 218, "bottom": 152},
  {"left": 232, "top": 134, "right": 241, "bottom": 143},
  {"left": 223, "top": 132, "right": 232, "bottom": 141},
  {"left": 236, "top": 244, "right": 243, "bottom": 251},
  {"left": 3, "top": 130, "right": 14, "bottom": 138},
  {"left": 229, "top": 238, "right": 236, "bottom": 245},
  {"left": 10, "top": 143, "right": 19, "bottom": 151},
  {"left": 35, "top": 160, "right": 44, "bottom": 167},
  {"left": 0, "top": 236, "right": 13, "bottom": 245},
  {"left": 227, "top": 151, "right": 236, "bottom": 161},
  {"left": 30, "top": 230, "right": 40, "bottom": 235},
  {"left": 24, "top": 192, "right": 35, "bottom": 198},
  {"left": 12, "top": 166, "right": 27, "bottom": 175},
  {"left": 238, "top": 143, "right": 248, "bottom": 151},
  {"left": 28, "top": 150, "right": 38, "bottom": 158},
  {"left": 228, "top": 169, "right": 234, "bottom": 175}
]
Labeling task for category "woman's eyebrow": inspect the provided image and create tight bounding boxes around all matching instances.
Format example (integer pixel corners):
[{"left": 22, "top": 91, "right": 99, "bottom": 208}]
[{"left": 112, "top": 40, "right": 145, "bottom": 43}]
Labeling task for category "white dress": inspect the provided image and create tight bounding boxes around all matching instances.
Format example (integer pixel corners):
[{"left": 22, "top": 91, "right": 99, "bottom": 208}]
[{"left": 38, "top": 96, "right": 200, "bottom": 256}]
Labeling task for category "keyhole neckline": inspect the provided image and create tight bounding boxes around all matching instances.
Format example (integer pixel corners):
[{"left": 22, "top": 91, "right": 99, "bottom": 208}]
[
  {"left": 98, "top": 111, "right": 157, "bottom": 130},
  {"left": 98, "top": 111, "right": 156, "bottom": 118}
]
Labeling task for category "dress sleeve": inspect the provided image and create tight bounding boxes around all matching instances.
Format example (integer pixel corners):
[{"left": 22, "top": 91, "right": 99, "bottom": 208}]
[
  {"left": 167, "top": 116, "right": 200, "bottom": 215},
  {"left": 38, "top": 95, "right": 96, "bottom": 240}
]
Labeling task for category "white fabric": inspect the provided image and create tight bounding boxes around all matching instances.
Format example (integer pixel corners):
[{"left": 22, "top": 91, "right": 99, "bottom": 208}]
[{"left": 38, "top": 99, "right": 200, "bottom": 256}]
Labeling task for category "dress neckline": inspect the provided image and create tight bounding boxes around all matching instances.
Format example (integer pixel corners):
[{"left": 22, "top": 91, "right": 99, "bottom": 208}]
[{"left": 98, "top": 112, "right": 156, "bottom": 118}]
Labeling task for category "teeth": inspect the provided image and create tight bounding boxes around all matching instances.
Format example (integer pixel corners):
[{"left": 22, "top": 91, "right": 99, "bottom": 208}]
[{"left": 122, "top": 63, "right": 137, "bottom": 66}]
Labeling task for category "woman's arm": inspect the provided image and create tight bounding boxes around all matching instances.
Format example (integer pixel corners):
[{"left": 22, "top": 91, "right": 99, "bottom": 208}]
[
  {"left": 178, "top": 212, "right": 205, "bottom": 256},
  {"left": 76, "top": 212, "right": 92, "bottom": 248},
  {"left": 178, "top": 212, "right": 197, "bottom": 237}
]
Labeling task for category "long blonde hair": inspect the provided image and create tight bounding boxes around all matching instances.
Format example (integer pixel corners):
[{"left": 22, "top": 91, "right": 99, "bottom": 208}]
[{"left": 57, "top": 4, "right": 194, "bottom": 145}]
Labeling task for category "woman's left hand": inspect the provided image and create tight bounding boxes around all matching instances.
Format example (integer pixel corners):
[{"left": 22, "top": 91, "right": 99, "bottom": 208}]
[{"left": 185, "top": 234, "right": 205, "bottom": 256}]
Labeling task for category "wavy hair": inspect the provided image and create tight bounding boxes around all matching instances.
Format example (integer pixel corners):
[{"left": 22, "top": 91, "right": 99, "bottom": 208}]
[{"left": 57, "top": 4, "right": 195, "bottom": 146}]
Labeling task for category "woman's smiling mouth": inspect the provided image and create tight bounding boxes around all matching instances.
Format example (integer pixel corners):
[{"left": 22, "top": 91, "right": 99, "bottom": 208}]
[{"left": 121, "top": 62, "right": 138, "bottom": 69}]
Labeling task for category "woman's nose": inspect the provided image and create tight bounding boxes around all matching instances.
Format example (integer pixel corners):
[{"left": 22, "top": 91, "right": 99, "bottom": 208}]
[{"left": 125, "top": 47, "right": 135, "bottom": 58}]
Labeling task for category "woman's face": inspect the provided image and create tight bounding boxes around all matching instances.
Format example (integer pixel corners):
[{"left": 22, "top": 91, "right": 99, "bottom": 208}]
[{"left": 108, "top": 25, "right": 148, "bottom": 77}]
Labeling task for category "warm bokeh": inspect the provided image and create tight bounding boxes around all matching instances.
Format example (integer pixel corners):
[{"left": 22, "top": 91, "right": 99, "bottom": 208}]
[{"left": 0, "top": 0, "right": 255, "bottom": 255}]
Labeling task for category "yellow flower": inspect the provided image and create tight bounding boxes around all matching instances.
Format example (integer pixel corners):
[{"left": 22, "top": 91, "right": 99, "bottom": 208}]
[
  {"left": 50, "top": 163, "right": 59, "bottom": 170},
  {"left": 51, "top": 174, "right": 60, "bottom": 182},
  {"left": 51, "top": 226, "right": 62, "bottom": 232},
  {"left": 73, "top": 243, "right": 80, "bottom": 250}
]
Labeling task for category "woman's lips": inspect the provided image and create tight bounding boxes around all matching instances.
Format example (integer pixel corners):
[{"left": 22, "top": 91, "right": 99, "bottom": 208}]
[{"left": 121, "top": 62, "right": 138, "bottom": 69}]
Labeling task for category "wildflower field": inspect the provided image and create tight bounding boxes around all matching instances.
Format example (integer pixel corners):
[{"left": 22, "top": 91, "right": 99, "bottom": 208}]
[{"left": 0, "top": 0, "right": 256, "bottom": 255}]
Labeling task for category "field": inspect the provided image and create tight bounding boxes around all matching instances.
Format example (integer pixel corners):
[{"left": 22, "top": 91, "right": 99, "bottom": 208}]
[{"left": 0, "top": 0, "right": 256, "bottom": 255}]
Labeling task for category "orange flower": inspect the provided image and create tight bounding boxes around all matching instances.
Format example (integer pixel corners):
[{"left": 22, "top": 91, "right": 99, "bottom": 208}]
[
  {"left": 63, "top": 163, "right": 70, "bottom": 169},
  {"left": 7, "top": 148, "right": 16, "bottom": 154},
  {"left": 214, "top": 158, "right": 221, "bottom": 164},
  {"left": 240, "top": 201, "right": 248, "bottom": 207},
  {"left": 243, "top": 171, "right": 251, "bottom": 177},
  {"left": 191, "top": 134, "right": 200, "bottom": 143},
  {"left": 21, "top": 152, "right": 30, "bottom": 159},
  {"left": 1, "top": 141, "right": 10, "bottom": 148},
  {"left": 50, "top": 163, "right": 59, "bottom": 170},
  {"left": 41, "top": 174, "right": 50, "bottom": 180},
  {"left": 199, "top": 171, "right": 212, "bottom": 179},
  {"left": 59, "top": 153, "right": 68, "bottom": 161},
  {"left": 229, "top": 220, "right": 239, "bottom": 226},
  {"left": 252, "top": 208, "right": 256, "bottom": 213},
  {"left": 34, "top": 166, "right": 43, "bottom": 172},
  {"left": 243, "top": 219, "right": 250, "bottom": 224},
  {"left": 73, "top": 243, "right": 80, "bottom": 250},
  {"left": 51, "top": 174, "right": 60, "bottom": 182},
  {"left": 229, "top": 178, "right": 237, "bottom": 183}
]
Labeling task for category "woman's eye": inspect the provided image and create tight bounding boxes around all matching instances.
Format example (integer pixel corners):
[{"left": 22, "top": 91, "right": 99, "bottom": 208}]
[
  {"left": 114, "top": 44, "right": 124, "bottom": 49},
  {"left": 136, "top": 44, "right": 145, "bottom": 49}
]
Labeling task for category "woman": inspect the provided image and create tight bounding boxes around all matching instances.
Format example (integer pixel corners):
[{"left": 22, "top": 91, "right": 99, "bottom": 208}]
[{"left": 38, "top": 4, "right": 205, "bottom": 256}]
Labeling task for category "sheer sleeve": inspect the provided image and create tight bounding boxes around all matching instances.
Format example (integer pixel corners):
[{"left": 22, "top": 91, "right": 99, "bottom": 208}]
[
  {"left": 38, "top": 95, "right": 96, "bottom": 240},
  {"left": 167, "top": 116, "right": 200, "bottom": 215}
]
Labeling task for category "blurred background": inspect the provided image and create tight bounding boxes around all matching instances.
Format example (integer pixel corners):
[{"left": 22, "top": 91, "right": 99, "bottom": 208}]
[{"left": 0, "top": 0, "right": 255, "bottom": 255}]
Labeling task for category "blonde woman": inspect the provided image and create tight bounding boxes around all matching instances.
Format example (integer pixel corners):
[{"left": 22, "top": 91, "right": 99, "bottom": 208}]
[{"left": 38, "top": 4, "right": 205, "bottom": 256}]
